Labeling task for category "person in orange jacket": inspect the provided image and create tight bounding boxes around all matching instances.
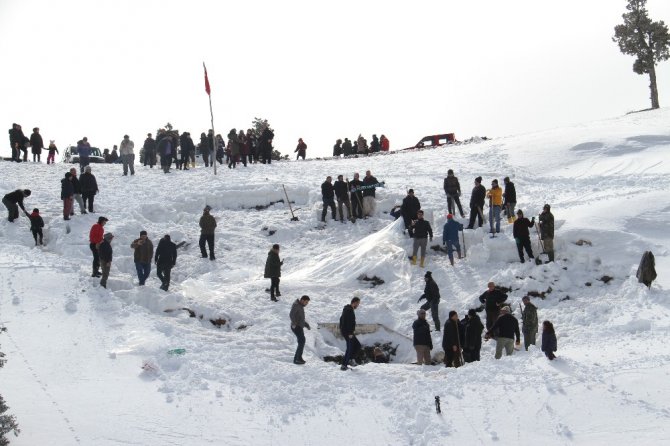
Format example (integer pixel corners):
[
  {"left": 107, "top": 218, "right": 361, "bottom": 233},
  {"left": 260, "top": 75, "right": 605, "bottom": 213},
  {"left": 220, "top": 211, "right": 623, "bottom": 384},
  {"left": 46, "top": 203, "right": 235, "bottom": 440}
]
[{"left": 486, "top": 179, "right": 503, "bottom": 234}]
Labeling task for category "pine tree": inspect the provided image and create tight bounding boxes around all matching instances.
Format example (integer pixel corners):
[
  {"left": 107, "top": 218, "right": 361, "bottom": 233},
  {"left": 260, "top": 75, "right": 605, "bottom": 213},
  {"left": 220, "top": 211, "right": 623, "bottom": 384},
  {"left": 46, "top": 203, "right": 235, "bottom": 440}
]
[
  {"left": 0, "top": 327, "right": 20, "bottom": 445},
  {"left": 251, "top": 117, "right": 272, "bottom": 139},
  {"left": 613, "top": 0, "right": 670, "bottom": 109}
]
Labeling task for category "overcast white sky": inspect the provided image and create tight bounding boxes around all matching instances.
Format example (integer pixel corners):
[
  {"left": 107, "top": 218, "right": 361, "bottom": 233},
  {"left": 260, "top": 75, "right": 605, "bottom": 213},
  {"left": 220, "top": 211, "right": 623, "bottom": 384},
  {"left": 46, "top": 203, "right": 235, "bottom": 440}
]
[{"left": 1, "top": 0, "right": 669, "bottom": 158}]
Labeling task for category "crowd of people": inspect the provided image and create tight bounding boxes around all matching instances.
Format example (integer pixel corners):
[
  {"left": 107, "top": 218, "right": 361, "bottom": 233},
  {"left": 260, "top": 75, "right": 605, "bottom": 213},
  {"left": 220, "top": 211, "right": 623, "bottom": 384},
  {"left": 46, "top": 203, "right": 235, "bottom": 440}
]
[{"left": 332, "top": 134, "right": 390, "bottom": 157}]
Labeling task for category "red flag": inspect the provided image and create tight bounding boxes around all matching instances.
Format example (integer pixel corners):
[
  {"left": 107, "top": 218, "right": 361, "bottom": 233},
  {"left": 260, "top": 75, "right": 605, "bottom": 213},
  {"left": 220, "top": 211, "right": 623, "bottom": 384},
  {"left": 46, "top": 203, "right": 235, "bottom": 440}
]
[{"left": 203, "top": 62, "right": 211, "bottom": 96}]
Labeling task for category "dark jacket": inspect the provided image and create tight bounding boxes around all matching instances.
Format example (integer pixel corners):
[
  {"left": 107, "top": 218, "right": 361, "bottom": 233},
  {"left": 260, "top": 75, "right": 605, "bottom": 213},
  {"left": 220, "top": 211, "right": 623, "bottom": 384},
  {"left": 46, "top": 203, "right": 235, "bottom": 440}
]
[
  {"left": 260, "top": 128, "right": 274, "bottom": 152},
  {"left": 157, "top": 136, "right": 173, "bottom": 157},
  {"left": 489, "top": 313, "right": 520, "bottom": 341},
  {"left": 334, "top": 180, "right": 348, "bottom": 201},
  {"left": 71, "top": 175, "right": 82, "bottom": 194},
  {"left": 370, "top": 136, "right": 380, "bottom": 152},
  {"left": 412, "top": 318, "right": 433, "bottom": 348},
  {"left": 504, "top": 181, "right": 517, "bottom": 204},
  {"left": 522, "top": 302, "right": 538, "bottom": 332},
  {"left": 362, "top": 175, "right": 378, "bottom": 197},
  {"left": 542, "top": 330, "right": 557, "bottom": 353},
  {"left": 290, "top": 300, "right": 307, "bottom": 328},
  {"left": 401, "top": 195, "right": 421, "bottom": 220},
  {"left": 99, "top": 239, "right": 113, "bottom": 262},
  {"left": 3, "top": 189, "right": 28, "bottom": 210},
  {"left": 470, "top": 184, "right": 486, "bottom": 208},
  {"left": 636, "top": 251, "right": 657, "bottom": 288},
  {"left": 321, "top": 181, "right": 334, "bottom": 201},
  {"left": 143, "top": 137, "right": 157, "bottom": 153},
  {"left": 294, "top": 141, "right": 307, "bottom": 155},
  {"left": 420, "top": 277, "right": 440, "bottom": 303},
  {"left": 333, "top": 142, "right": 342, "bottom": 157},
  {"left": 342, "top": 140, "right": 353, "bottom": 156},
  {"left": 131, "top": 238, "right": 154, "bottom": 264},
  {"left": 30, "top": 132, "right": 44, "bottom": 153},
  {"left": 61, "top": 177, "right": 74, "bottom": 199},
  {"left": 339, "top": 304, "right": 356, "bottom": 337},
  {"left": 442, "top": 219, "right": 463, "bottom": 243},
  {"left": 479, "top": 289, "right": 507, "bottom": 312},
  {"left": 412, "top": 219, "right": 433, "bottom": 239},
  {"left": 199, "top": 213, "right": 217, "bottom": 235},
  {"left": 539, "top": 211, "right": 554, "bottom": 239},
  {"left": 513, "top": 217, "right": 534, "bottom": 240},
  {"left": 29, "top": 212, "right": 44, "bottom": 230},
  {"left": 443, "top": 175, "right": 461, "bottom": 196},
  {"left": 155, "top": 237, "right": 177, "bottom": 266},
  {"left": 264, "top": 249, "right": 281, "bottom": 278},
  {"left": 349, "top": 179, "right": 363, "bottom": 200},
  {"left": 442, "top": 319, "right": 461, "bottom": 351},
  {"left": 79, "top": 172, "right": 98, "bottom": 194},
  {"left": 464, "top": 314, "right": 484, "bottom": 351}
]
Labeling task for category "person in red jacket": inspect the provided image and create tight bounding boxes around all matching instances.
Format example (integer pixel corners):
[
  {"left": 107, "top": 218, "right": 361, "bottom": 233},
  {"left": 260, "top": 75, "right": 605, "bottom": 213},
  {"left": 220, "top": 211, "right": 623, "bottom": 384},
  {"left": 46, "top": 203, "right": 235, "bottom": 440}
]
[
  {"left": 380, "top": 135, "right": 390, "bottom": 151},
  {"left": 89, "top": 216, "right": 108, "bottom": 277}
]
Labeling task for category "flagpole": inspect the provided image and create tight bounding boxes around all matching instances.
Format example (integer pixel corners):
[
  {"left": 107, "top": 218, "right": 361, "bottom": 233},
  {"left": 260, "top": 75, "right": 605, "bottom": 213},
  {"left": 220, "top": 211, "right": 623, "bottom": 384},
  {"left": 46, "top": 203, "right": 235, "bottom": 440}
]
[{"left": 204, "top": 62, "right": 217, "bottom": 175}]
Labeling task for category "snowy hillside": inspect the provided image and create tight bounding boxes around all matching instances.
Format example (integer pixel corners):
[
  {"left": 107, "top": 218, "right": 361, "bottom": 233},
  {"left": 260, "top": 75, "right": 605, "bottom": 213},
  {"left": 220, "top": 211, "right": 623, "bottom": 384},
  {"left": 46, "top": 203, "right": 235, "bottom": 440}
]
[{"left": 1, "top": 109, "right": 669, "bottom": 445}]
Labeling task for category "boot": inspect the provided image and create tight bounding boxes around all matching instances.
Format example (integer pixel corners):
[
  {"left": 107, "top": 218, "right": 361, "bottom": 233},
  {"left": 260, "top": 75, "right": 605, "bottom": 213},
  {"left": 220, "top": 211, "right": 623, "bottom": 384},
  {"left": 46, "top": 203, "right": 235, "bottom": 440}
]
[
  {"left": 420, "top": 257, "right": 425, "bottom": 267},
  {"left": 411, "top": 256, "right": 417, "bottom": 265},
  {"left": 457, "top": 249, "right": 462, "bottom": 259},
  {"left": 449, "top": 258, "right": 454, "bottom": 266}
]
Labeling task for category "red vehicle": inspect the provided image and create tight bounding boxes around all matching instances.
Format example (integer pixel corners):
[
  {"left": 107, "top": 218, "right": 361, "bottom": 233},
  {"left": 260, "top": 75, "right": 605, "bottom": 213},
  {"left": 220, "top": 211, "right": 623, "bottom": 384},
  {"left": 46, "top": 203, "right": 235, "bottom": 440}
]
[{"left": 402, "top": 133, "right": 456, "bottom": 151}]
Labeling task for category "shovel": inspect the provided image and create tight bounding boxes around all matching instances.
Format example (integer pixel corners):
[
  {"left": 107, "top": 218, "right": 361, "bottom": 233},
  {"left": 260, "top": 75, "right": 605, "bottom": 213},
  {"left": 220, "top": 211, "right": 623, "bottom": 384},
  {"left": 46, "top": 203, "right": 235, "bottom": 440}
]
[{"left": 282, "top": 184, "right": 299, "bottom": 221}]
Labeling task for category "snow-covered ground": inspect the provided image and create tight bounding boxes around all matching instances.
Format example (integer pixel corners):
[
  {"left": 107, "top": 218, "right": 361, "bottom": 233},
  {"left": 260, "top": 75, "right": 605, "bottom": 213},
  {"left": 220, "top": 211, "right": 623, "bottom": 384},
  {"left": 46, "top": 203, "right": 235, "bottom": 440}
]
[{"left": 1, "top": 109, "right": 669, "bottom": 445}]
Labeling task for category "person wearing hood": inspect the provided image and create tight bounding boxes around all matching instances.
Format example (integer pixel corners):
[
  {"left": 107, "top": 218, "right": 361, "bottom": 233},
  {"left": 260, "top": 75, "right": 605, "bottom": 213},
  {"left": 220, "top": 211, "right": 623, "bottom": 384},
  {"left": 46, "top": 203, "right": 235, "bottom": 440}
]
[
  {"left": 485, "top": 306, "right": 520, "bottom": 359},
  {"left": 521, "top": 296, "right": 539, "bottom": 350},
  {"left": 79, "top": 166, "right": 99, "bottom": 213},
  {"left": 463, "top": 309, "right": 484, "bottom": 362},
  {"left": 264, "top": 244, "right": 282, "bottom": 301},
  {"left": 2, "top": 189, "right": 31, "bottom": 222},
  {"left": 199, "top": 205, "right": 217, "bottom": 260},
  {"left": 294, "top": 138, "right": 307, "bottom": 160},
  {"left": 442, "top": 214, "right": 463, "bottom": 266},
  {"left": 289, "top": 295, "right": 311, "bottom": 364},
  {"left": 47, "top": 140, "right": 59, "bottom": 164},
  {"left": 412, "top": 309, "right": 433, "bottom": 365},
  {"left": 30, "top": 127, "right": 44, "bottom": 162},
  {"left": 443, "top": 169, "right": 465, "bottom": 218},
  {"left": 29, "top": 208, "right": 44, "bottom": 245},
  {"left": 61, "top": 172, "right": 74, "bottom": 220},
  {"left": 417, "top": 271, "right": 441, "bottom": 330},
  {"left": 155, "top": 234, "right": 177, "bottom": 291},
  {"left": 486, "top": 179, "right": 503, "bottom": 234},
  {"left": 380, "top": 134, "right": 390, "bottom": 151},
  {"left": 131, "top": 230, "right": 154, "bottom": 286},
  {"left": 99, "top": 232, "right": 114, "bottom": 288},
  {"left": 466, "top": 176, "right": 486, "bottom": 229},
  {"left": 512, "top": 209, "right": 535, "bottom": 263}
]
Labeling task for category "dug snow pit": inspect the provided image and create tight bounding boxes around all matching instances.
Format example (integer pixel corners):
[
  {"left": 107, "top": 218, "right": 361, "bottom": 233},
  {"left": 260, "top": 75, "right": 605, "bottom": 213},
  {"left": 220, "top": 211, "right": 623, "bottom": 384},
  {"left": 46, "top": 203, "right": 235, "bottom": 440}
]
[{"left": 323, "top": 342, "right": 398, "bottom": 365}]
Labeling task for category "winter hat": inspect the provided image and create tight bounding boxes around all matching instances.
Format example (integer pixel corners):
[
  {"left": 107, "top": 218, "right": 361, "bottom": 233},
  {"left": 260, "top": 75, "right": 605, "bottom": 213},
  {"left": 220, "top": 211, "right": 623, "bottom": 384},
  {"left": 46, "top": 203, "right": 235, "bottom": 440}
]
[
  {"left": 516, "top": 209, "right": 523, "bottom": 216},
  {"left": 164, "top": 234, "right": 171, "bottom": 240},
  {"left": 49, "top": 140, "right": 55, "bottom": 144},
  {"left": 408, "top": 188, "right": 414, "bottom": 194},
  {"left": 98, "top": 216, "right": 108, "bottom": 224},
  {"left": 140, "top": 230, "right": 147, "bottom": 236},
  {"left": 492, "top": 179, "right": 498, "bottom": 185},
  {"left": 447, "top": 169, "right": 454, "bottom": 175},
  {"left": 447, "top": 214, "right": 453, "bottom": 219},
  {"left": 32, "top": 208, "right": 39, "bottom": 213},
  {"left": 475, "top": 176, "right": 482, "bottom": 183},
  {"left": 417, "top": 309, "right": 427, "bottom": 317},
  {"left": 65, "top": 172, "right": 72, "bottom": 178},
  {"left": 24, "top": 189, "right": 31, "bottom": 196},
  {"left": 543, "top": 204, "right": 551, "bottom": 211},
  {"left": 204, "top": 205, "right": 212, "bottom": 212},
  {"left": 467, "top": 309, "right": 477, "bottom": 318},
  {"left": 103, "top": 233, "right": 114, "bottom": 241},
  {"left": 424, "top": 271, "right": 432, "bottom": 279}
]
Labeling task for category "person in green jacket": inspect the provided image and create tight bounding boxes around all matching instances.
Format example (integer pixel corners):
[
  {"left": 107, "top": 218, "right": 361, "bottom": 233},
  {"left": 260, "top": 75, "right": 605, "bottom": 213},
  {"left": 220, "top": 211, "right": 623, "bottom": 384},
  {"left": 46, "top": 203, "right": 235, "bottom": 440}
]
[
  {"left": 521, "top": 296, "right": 538, "bottom": 350},
  {"left": 264, "top": 244, "right": 282, "bottom": 301}
]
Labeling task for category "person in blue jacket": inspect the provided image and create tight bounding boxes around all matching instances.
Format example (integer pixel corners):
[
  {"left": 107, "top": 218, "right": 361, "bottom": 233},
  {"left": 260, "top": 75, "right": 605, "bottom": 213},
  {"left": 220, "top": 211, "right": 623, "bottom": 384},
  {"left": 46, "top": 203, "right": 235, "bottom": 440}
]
[{"left": 442, "top": 214, "right": 463, "bottom": 266}]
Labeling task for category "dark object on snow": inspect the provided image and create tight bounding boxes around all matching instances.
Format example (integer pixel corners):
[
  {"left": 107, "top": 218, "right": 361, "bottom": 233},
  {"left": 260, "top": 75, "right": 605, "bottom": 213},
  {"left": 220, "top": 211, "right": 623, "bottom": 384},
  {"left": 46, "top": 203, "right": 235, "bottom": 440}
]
[
  {"left": 527, "top": 287, "right": 552, "bottom": 299},
  {"left": 323, "top": 341, "right": 398, "bottom": 365},
  {"left": 585, "top": 282, "right": 592, "bottom": 287},
  {"left": 636, "top": 251, "right": 657, "bottom": 288},
  {"left": 598, "top": 275, "right": 614, "bottom": 284},
  {"left": 435, "top": 396, "right": 441, "bottom": 414},
  {"left": 357, "top": 274, "right": 385, "bottom": 287},
  {"left": 253, "top": 199, "right": 285, "bottom": 211},
  {"left": 575, "top": 239, "right": 592, "bottom": 246},
  {"left": 559, "top": 296, "right": 571, "bottom": 302}
]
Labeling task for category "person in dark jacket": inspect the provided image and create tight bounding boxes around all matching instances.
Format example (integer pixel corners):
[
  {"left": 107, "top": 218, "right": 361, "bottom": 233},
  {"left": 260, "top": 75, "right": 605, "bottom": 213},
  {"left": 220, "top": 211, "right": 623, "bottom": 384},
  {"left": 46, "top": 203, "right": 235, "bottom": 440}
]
[
  {"left": 199, "top": 132, "right": 209, "bottom": 167},
  {"left": 342, "top": 138, "right": 353, "bottom": 157},
  {"left": 61, "top": 172, "right": 74, "bottom": 220},
  {"left": 30, "top": 127, "right": 44, "bottom": 162},
  {"left": 410, "top": 210, "right": 432, "bottom": 267},
  {"left": 339, "top": 297, "right": 361, "bottom": 370},
  {"left": 401, "top": 189, "right": 421, "bottom": 236},
  {"left": 155, "top": 234, "right": 177, "bottom": 291},
  {"left": 179, "top": 132, "right": 193, "bottom": 170},
  {"left": 131, "top": 230, "right": 154, "bottom": 286},
  {"left": 260, "top": 126, "right": 274, "bottom": 164},
  {"left": 69, "top": 167, "right": 86, "bottom": 215},
  {"left": 199, "top": 205, "right": 217, "bottom": 260},
  {"left": 512, "top": 210, "right": 535, "bottom": 263},
  {"left": 539, "top": 204, "right": 555, "bottom": 262},
  {"left": 417, "top": 270, "right": 441, "bottom": 330},
  {"left": 9, "top": 123, "right": 26, "bottom": 162},
  {"left": 466, "top": 176, "right": 486, "bottom": 229},
  {"left": 541, "top": 320, "right": 557, "bottom": 360},
  {"left": 227, "top": 129, "right": 240, "bottom": 169},
  {"left": 349, "top": 172, "right": 363, "bottom": 221},
  {"left": 264, "top": 244, "right": 282, "bottom": 301},
  {"left": 503, "top": 177, "right": 517, "bottom": 218},
  {"left": 2, "top": 189, "right": 31, "bottom": 222},
  {"left": 29, "top": 208, "right": 44, "bottom": 245},
  {"left": 333, "top": 139, "right": 342, "bottom": 157},
  {"left": 361, "top": 170, "right": 379, "bottom": 217},
  {"left": 485, "top": 306, "right": 520, "bottom": 359},
  {"left": 294, "top": 138, "right": 307, "bottom": 160},
  {"left": 463, "top": 309, "right": 484, "bottom": 362},
  {"left": 443, "top": 169, "right": 465, "bottom": 218},
  {"left": 479, "top": 281, "right": 508, "bottom": 330},
  {"left": 412, "top": 309, "right": 433, "bottom": 365},
  {"left": 79, "top": 166, "right": 99, "bottom": 213},
  {"left": 521, "top": 296, "right": 538, "bottom": 350},
  {"left": 442, "top": 214, "right": 464, "bottom": 266},
  {"left": 143, "top": 133, "right": 157, "bottom": 167},
  {"left": 99, "top": 232, "right": 114, "bottom": 288},
  {"left": 442, "top": 311, "right": 462, "bottom": 368},
  {"left": 369, "top": 134, "right": 380, "bottom": 153},
  {"left": 289, "top": 295, "right": 311, "bottom": 364},
  {"left": 157, "top": 134, "right": 173, "bottom": 173},
  {"left": 333, "top": 175, "right": 351, "bottom": 222},
  {"left": 320, "top": 176, "right": 336, "bottom": 222}
]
